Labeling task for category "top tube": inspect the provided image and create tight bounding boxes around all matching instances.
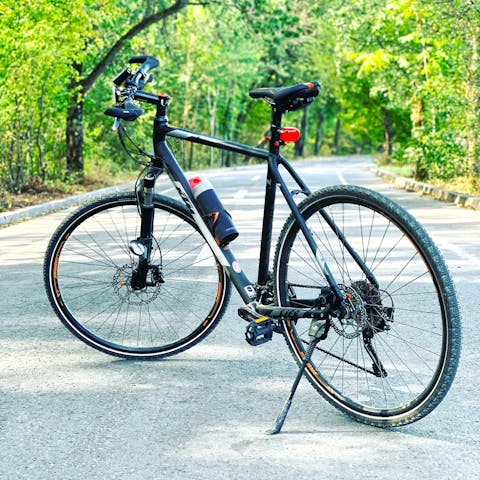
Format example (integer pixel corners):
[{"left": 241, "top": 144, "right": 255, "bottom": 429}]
[{"left": 163, "top": 125, "right": 270, "bottom": 161}]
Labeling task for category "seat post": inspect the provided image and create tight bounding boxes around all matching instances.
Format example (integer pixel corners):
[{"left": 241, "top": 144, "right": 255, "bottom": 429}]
[
  {"left": 268, "top": 106, "right": 284, "bottom": 155},
  {"left": 257, "top": 105, "right": 284, "bottom": 289}
]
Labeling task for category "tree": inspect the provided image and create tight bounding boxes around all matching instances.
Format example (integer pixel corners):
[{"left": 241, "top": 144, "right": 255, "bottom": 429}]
[
  {"left": 2, "top": 0, "right": 477, "bottom": 200},
  {"left": 65, "top": 0, "right": 189, "bottom": 177},
  {"left": 0, "top": 0, "right": 95, "bottom": 191}
]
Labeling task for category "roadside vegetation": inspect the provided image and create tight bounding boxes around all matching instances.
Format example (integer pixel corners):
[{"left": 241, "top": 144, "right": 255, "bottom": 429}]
[{"left": 2, "top": 0, "right": 480, "bottom": 211}]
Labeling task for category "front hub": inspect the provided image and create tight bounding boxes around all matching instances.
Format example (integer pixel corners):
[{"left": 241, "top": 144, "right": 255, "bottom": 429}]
[{"left": 113, "top": 264, "right": 162, "bottom": 306}]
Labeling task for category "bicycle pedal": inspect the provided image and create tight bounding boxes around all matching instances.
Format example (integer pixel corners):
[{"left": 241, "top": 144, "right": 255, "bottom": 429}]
[{"left": 245, "top": 317, "right": 274, "bottom": 346}]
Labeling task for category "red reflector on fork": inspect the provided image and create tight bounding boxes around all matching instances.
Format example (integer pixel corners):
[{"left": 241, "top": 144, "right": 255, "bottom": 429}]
[{"left": 280, "top": 127, "right": 300, "bottom": 143}]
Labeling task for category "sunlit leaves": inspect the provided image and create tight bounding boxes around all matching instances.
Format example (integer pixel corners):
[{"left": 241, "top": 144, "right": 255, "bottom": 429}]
[{"left": 1, "top": 0, "right": 479, "bottom": 193}]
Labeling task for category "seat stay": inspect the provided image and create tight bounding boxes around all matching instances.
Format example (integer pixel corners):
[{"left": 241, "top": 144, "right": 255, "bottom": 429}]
[
  {"left": 278, "top": 153, "right": 378, "bottom": 287},
  {"left": 266, "top": 152, "right": 347, "bottom": 311}
]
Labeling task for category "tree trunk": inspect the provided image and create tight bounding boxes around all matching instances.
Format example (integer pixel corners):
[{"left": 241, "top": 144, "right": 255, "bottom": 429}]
[
  {"left": 294, "top": 107, "right": 308, "bottom": 157},
  {"left": 411, "top": 99, "right": 426, "bottom": 180},
  {"left": 334, "top": 118, "right": 341, "bottom": 155},
  {"left": 65, "top": 0, "right": 189, "bottom": 176},
  {"left": 411, "top": 99, "right": 424, "bottom": 138},
  {"left": 66, "top": 62, "right": 85, "bottom": 176},
  {"left": 314, "top": 108, "right": 324, "bottom": 156},
  {"left": 188, "top": 142, "right": 194, "bottom": 170},
  {"left": 206, "top": 88, "right": 218, "bottom": 168},
  {"left": 66, "top": 93, "right": 85, "bottom": 176},
  {"left": 382, "top": 107, "right": 394, "bottom": 164}
]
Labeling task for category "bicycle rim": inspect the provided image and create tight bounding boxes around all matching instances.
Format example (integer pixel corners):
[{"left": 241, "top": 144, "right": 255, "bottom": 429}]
[
  {"left": 274, "top": 185, "right": 460, "bottom": 426},
  {"left": 44, "top": 193, "right": 230, "bottom": 359}
]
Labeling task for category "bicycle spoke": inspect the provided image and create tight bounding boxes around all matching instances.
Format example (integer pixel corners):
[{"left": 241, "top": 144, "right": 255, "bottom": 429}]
[
  {"left": 46, "top": 195, "right": 229, "bottom": 357},
  {"left": 275, "top": 185, "right": 459, "bottom": 425}
]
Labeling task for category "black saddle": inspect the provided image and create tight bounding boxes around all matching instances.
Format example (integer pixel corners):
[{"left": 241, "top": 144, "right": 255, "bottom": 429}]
[{"left": 249, "top": 82, "right": 320, "bottom": 110}]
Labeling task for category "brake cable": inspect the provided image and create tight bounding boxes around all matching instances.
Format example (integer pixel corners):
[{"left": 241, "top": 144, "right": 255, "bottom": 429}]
[{"left": 117, "top": 123, "right": 155, "bottom": 165}]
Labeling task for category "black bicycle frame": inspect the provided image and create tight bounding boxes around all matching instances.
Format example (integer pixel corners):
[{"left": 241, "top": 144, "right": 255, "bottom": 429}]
[{"left": 142, "top": 98, "right": 377, "bottom": 306}]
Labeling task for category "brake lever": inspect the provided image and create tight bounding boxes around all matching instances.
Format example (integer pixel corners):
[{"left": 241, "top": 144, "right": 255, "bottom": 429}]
[
  {"left": 136, "top": 74, "right": 153, "bottom": 90},
  {"left": 113, "top": 67, "right": 132, "bottom": 87}
]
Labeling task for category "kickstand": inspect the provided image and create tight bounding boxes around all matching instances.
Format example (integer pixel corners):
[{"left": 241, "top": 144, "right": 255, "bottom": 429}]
[{"left": 267, "top": 318, "right": 326, "bottom": 435}]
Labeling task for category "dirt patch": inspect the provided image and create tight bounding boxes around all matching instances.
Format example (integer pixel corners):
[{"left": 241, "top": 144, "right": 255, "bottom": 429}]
[{"left": 0, "top": 178, "right": 115, "bottom": 212}]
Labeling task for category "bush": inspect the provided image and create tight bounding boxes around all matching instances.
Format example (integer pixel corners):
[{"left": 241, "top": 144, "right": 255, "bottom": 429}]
[{"left": 396, "top": 133, "right": 466, "bottom": 182}]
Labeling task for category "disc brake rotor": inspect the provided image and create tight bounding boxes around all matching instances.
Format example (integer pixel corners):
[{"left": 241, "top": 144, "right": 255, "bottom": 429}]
[
  {"left": 112, "top": 264, "right": 161, "bottom": 306},
  {"left": 331, "top": 284, "right": 367, "bottom": 339},
  {"left": 350, "top": 280, "right": 390, "bottom": 332}
]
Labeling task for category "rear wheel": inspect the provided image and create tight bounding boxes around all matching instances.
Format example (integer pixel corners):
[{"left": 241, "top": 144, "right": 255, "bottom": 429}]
[
  {"left": 273, "top": 185, "right": 461, "bottom": 426},
  {"left": 44, "top": 192, "right": 231, "bottom": 359}
]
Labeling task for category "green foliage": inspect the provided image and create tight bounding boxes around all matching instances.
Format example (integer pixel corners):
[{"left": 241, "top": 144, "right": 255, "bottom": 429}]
[
  {"left": 0, "top": 0, "right": 96, "bottom": 191},
  {"left": 405, "top": 133, "right": 467, "bottom": 181},
  {"left": 1, "top": 0, "right": 479, "bottom": 197}
]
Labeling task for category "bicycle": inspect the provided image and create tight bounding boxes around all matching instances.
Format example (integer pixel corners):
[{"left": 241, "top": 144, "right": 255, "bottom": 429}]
[{"left": 44, "top": 56, "right": 461, "bottom": 433}]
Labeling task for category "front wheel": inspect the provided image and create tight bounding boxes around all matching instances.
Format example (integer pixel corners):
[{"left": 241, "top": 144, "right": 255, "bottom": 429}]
[
  {"left": 44, "top": 192, "right": 231, "bottom": 359},
  {"left": 273, "top": 185, "right": 461, "bottom": 427}
]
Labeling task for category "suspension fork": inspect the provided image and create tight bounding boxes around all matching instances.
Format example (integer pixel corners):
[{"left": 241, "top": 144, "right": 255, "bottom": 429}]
[{"left": 130, "top": 168, "right": 159, "bottom": 290}]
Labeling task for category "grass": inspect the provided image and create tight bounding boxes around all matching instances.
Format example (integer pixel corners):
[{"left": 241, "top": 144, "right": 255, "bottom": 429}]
[
  {"left": 429, "top": 176, "right": 480, "bottom": 196},
  {"left": 0, "top": 170, "right": 137, "bottom": 213}
]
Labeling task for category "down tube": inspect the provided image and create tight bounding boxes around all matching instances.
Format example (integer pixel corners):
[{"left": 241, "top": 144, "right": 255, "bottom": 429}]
[{"left": 155, "top": 141, "right": 258, "bottom": 304}]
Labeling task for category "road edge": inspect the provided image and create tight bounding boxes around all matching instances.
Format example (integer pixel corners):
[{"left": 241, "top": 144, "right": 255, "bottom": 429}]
[
  {"left": 2, "top": 163, "right": 479, "bottom": 228},
  {"left": 0, "top": 182, "right": 135, "bottom": 228},
  {"left": 373, "top": 167, "right": 480, "bottom": 211}
]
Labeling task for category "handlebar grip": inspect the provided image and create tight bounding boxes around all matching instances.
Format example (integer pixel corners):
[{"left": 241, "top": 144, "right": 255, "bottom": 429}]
[
  {"left": 104, "top": 104, "right": 144, "bottom": 121},
  {"left": 129, "top": 56, "right": 153, "bottom": 65},
  {"left": 104, "top": 107, "right": 143, "bottom": 121}
]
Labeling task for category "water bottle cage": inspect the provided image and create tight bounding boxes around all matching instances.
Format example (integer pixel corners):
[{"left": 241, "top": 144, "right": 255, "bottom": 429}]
[{"left": 204, "top": 212, "right": 220, "bottom": 244}]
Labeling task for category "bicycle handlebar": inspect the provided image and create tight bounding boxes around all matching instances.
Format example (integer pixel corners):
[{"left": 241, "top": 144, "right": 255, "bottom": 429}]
[{"left": 105, "top": 56, "right": 160, "bottom": 121}]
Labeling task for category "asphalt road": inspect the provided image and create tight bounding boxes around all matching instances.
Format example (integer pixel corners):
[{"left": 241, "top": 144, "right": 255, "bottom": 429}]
[{"left": 1, "top": 155, "right": 479, "bottom": 480}]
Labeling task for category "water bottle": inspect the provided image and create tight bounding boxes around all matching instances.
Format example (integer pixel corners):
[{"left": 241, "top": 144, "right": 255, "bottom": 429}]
[{"left": 189, "top": 176, "right": 239, "bottom": 246}]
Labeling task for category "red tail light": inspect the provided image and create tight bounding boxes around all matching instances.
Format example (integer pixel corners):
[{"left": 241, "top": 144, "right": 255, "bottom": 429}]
[{"left": 280, "top": 127, "right": 300, "bottom": 143}]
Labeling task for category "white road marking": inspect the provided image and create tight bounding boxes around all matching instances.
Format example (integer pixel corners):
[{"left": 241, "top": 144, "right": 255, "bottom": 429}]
[
  {"left": 233, "top": 189, "right": 248, "bottom": 199},
  {"left": 194, "top": 243, "right": 215, "bottom": 266},
  {"left": 336, "top": 169, "right": 348, "bottom": 185}
]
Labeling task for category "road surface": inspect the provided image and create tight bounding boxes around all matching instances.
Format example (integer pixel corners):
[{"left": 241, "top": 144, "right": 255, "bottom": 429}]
[{"left": 0, "top": 156, "right": 478, "bottom": 479}]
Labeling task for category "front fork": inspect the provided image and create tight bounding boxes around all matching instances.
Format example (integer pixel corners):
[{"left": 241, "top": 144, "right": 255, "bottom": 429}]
[{"left": 130, "top": 170, "right": 157, "bottom": 290}]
